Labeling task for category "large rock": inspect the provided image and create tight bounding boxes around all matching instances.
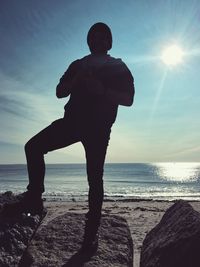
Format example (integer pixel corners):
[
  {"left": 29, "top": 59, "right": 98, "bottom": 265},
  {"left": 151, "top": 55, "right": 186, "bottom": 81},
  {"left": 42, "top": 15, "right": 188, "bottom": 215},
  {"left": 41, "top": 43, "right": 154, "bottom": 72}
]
[
  {"left": 0, "top": 192, "right": 45, "bottom": 267},
  {"left": 140, "top": 200, "right": 200, "bottom": 267},
  {"left": 21, "top": 213, "right": 133, "bottom": 267}
]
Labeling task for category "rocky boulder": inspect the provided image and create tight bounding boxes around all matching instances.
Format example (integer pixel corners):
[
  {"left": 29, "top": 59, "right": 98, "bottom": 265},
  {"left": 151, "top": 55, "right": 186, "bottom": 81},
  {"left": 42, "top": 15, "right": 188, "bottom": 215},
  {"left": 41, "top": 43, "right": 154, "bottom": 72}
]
[
  {"left": 140, "top": 200, "right": 200, "bottom": 267},
  {"left": 21, "top": 213, "right": 133, "bottom": 267},
  {"left": 0, "top": 192, "right": 45, "bottom": 267}
]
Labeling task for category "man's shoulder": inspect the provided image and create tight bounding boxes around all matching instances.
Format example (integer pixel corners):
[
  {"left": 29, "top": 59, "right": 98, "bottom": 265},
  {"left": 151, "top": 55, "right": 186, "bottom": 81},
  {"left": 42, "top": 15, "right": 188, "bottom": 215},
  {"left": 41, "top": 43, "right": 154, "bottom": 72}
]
[
  {"left": 69, "top": 58, "right": 82, "bottom": 67},
  {"left": 70, "top": 55, "right": 91, "bottom": 68},
  {"left": 107, "top": 55, "right": 127, "bottom": 67},
  {"left": 106, "top": 56, "right": 131, "bottom": 72},
  {"left": 66, "top": 58, "right": 85, "bottom": 73},
  {"left": 75, "top": 55, "right": 91, "bottom": 63},
  {"left": 106, "top": 56, "right": 133, "bottom": 78},
  {"left": 108, "top": 55, "right": 122, "bottom": 61}
]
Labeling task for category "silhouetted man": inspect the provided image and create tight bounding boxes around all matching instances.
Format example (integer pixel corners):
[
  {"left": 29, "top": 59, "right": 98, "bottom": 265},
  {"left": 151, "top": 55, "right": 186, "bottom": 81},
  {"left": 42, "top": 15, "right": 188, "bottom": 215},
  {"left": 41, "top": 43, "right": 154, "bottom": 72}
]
[{"left": 3, "top": 22, "right": 135, "bottom": 250}]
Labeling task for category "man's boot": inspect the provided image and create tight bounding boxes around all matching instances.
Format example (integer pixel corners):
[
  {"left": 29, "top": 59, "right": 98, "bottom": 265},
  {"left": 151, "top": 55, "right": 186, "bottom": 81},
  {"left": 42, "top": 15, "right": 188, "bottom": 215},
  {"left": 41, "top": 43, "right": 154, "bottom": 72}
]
[{"left": 1, "top": 191, "right": 44, "bottom": 217}]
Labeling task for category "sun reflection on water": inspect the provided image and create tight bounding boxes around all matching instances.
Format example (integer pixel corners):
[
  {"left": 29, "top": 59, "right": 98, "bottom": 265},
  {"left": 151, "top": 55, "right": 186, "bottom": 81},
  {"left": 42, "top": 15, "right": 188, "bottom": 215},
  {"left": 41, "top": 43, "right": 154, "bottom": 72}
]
[{"left": 154, "top": 162, "right": 200, "bottom": 182}]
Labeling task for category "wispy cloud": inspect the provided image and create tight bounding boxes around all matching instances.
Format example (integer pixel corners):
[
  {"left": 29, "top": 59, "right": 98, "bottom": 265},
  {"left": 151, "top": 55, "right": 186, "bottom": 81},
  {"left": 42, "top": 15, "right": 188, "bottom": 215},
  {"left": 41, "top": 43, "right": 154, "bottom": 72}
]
[
  {"left": 0, "top": 94, "right": 31, "bottom": 119},
  {"left": 169, "top": 146, "right": 200, "bottom": 157},
  {"left": 0, "top": 72, "right": 64, "bottom": 147},
  {"left": 0, "top": 72, "right": 62, "bottom": 120}
]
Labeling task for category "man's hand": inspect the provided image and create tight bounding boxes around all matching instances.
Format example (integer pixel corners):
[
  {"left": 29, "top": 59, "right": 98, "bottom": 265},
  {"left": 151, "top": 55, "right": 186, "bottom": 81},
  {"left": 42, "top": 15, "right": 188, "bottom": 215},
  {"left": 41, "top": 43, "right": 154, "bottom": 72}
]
[
  {"left": 84, "top": 70, "right": 105, "bottom": 95},
  {"left": 70, "top": 68, "right": 105, "bottom": 96},
  {"left": 70, "top": 69, "right": 86, "bottom": 88}
]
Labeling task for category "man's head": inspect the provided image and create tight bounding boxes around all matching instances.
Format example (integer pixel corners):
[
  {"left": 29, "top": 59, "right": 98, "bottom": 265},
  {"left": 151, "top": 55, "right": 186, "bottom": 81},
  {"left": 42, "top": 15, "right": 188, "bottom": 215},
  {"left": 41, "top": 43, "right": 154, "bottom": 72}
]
[{"left": 87, "top": 22, "right": 112, "bottom": 54}]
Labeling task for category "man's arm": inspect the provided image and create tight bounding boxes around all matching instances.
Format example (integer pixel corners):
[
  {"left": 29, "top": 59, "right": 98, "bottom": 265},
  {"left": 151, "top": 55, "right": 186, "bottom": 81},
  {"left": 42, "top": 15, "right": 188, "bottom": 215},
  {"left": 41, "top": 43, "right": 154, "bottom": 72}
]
[
  {"left": 56, "top": 61, "right": 79, "bottom": 98},
  {"left": 106, "top": 73, "right": 134, "bottom": 106},
  {"left": 108, "top": 60, "right": 135, "bottom": 106},
  {"left": 84, "top": 61, "right": 135, "bottom": 106}
]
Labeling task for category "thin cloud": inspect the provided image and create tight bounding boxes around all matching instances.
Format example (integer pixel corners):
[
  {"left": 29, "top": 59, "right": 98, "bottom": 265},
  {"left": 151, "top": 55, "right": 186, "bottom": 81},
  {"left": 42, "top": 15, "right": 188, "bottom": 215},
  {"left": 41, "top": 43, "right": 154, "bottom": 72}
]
[
  {"left": 0, "top": 94, "right": 31, "bottom": 119},
  {"left": 0, "top": 72, "right": 62, "bottom": 122},
  {"left": 0, "top": 72, "right": 64, "bottom": 150}
]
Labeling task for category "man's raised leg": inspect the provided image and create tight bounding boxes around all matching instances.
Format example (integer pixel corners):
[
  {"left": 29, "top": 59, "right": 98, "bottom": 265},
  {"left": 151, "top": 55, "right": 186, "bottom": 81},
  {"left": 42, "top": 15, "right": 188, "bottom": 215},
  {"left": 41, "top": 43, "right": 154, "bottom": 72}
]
[{"left": 3, "top": 118, "right": 78, "bottom": 216}]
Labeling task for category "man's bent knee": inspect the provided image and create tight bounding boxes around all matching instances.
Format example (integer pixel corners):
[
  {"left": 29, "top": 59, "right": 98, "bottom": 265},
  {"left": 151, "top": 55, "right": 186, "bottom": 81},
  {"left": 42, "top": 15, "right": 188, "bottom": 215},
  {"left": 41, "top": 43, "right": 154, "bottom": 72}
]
[{"left": 24, "top": 137, "right": 46, "bottom": 156}]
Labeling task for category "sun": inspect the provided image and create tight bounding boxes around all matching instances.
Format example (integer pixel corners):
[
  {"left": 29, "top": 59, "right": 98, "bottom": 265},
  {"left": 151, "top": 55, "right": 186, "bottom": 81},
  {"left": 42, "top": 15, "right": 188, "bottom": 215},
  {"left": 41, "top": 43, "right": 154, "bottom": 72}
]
[{"left": 161, "top": 44, "right": 184, "bottom": 66}]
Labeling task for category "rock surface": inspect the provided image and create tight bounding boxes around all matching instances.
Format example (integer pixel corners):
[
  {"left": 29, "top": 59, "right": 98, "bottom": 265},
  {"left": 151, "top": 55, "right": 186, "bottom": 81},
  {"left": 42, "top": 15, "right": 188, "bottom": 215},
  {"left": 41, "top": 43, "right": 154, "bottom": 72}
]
[
  {"left": 0, "top": 192, "right": 44, "bottom": 267},
  {"left": 140, "top": 200, "right": 200, "bottom": 267},
  {"left": 21, "top": 213, "right": 133, "bottom": 267}
]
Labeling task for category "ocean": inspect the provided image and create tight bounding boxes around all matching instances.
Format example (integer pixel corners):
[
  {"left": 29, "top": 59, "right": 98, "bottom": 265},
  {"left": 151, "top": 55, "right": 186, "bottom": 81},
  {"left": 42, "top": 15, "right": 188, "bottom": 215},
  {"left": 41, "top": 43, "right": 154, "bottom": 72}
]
[{"left": 0, "top": 163, "right": 200, "bottom": 201}]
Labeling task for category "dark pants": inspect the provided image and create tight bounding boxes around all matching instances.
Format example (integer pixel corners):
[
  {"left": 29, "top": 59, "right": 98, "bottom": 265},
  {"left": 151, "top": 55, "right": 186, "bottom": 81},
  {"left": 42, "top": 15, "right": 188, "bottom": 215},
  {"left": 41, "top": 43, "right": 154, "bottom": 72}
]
[{"left": 24, "top": 118, "right": 111, "bottom": 221}]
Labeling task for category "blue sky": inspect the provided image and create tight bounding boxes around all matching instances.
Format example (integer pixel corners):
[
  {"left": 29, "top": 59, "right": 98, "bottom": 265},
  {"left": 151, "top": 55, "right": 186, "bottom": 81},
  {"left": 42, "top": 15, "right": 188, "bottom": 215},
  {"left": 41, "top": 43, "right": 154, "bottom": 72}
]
[{"left": 0, "top": 0, "right": 200, "bottom": 163}]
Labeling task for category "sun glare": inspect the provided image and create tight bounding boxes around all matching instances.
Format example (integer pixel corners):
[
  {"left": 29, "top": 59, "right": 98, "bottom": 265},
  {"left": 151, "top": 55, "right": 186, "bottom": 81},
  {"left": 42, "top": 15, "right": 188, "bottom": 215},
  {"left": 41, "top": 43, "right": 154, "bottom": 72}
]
[{"left": 161, "top": 44, "right": 184, "bottom": 66}]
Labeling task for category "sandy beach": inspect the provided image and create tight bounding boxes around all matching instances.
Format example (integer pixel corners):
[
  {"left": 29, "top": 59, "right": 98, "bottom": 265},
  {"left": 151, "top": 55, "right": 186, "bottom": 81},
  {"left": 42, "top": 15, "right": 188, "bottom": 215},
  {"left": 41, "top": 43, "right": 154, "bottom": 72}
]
[{"left": 43, "top": 199, "right": 200, "bottom": 266}]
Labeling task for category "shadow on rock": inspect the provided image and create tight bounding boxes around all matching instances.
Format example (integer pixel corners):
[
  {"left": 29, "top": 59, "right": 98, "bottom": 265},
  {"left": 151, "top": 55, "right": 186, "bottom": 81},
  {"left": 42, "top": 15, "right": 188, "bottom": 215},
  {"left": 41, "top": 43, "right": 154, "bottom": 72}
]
[{"left": 62, "top": 249, "right": 95, "bottom": 267}]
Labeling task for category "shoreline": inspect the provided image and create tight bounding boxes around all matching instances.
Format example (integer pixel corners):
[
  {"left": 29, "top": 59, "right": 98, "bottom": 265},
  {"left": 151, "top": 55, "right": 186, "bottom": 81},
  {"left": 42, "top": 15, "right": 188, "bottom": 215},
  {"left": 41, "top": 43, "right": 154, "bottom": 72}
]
[{"left": 43, "top": 196, "right": 200, "bottom": 202}]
